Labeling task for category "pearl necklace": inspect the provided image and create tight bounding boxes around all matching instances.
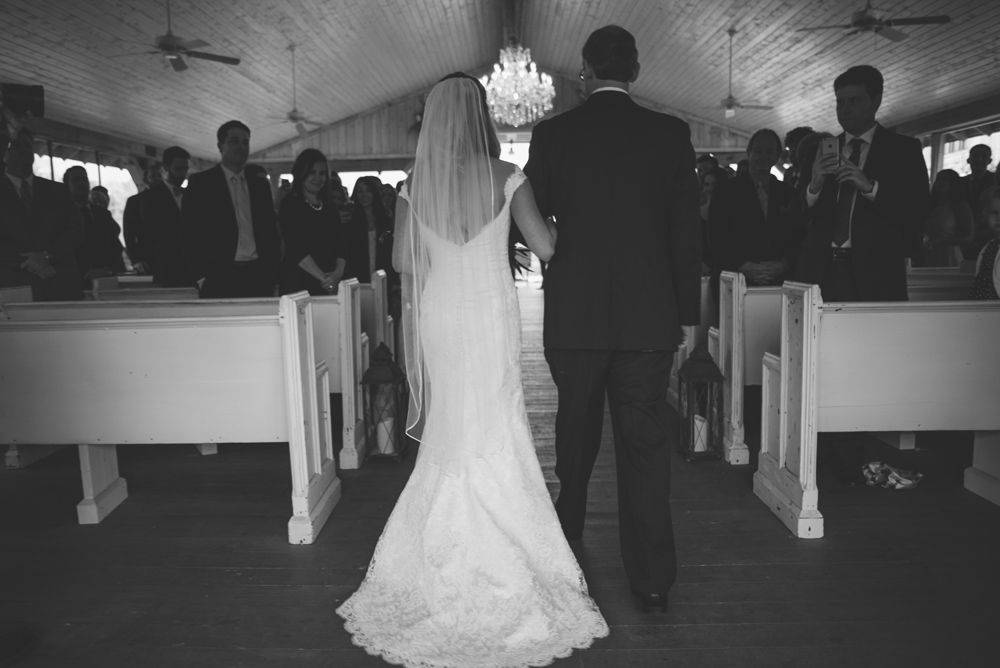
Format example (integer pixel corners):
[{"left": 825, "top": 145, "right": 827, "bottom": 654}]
[{"left": 306, "top": 198, "right": 323, "bottom": 211}]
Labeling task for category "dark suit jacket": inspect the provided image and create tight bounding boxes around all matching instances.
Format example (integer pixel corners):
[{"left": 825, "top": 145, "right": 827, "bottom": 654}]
[
  {"left": 708, "top": 173, "right": 797, "bottom": 281},
  {"left": 123, "top": 190, "right": 151, "bottom": 266},
  {"left": 0, "top": 175, "right": 84, "bottom": 301},
  {"left": 142, "top": 181, "right": 192, "bottom": 287},
  {"left": 793, "top": 124, "right": 929, "bottom": 301},
  {"left": 340, "top": 203, "right": 399, "bottom": 287},
  {"left": 180, "top": 164, "right": 279, "bottom": 284},
  {"left": 76, "top": 204, "right": 126, "bottom": 283},
  {"left": 961, "top": 171, "right": 995, "bottom": 213},
  {"left": 523, "top": 91, "right": 702, "bottom": 350}
]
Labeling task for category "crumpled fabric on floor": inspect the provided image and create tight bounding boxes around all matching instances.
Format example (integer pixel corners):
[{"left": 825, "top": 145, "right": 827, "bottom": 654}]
[{"left": 862, "top": 461, "right": 924, "bottom": 489}]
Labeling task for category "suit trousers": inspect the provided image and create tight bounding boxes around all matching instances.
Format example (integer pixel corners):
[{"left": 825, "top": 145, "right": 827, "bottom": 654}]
[
  {"left": 544, "top": 348, "right": 677, "bottom": 594},
  {"left": 200, "top": 260, "right": 274, "bottom": 299}
]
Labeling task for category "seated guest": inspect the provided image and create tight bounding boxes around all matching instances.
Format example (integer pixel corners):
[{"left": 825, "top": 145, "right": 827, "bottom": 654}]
[
  {"left": 342, "top": 175, "right": 397, "bottom": 286},
  {"left": 782, "top": 126, "right": 814, "bottom": 189},
  {"left": 142, "top": 146, "right": 192, "bottom": 287},
  {"left": 0, "top": 126, "right": 84, "bottom": 301},
  {"left": 123, "top": 163, "right": 163, "bottom": 274},
  {"left": 65, "top": 165, "right": 125, "bottom": 286},
  {"left": 180, "top": 120, "right": 280, "bottom": 298},
  {"left": 969, "top": 186, "right": 1000, "bottom": 300},
  {"left": 920, "top": 169, "right": 973, "bottom": 267},
  {"left": 709, "top": 128, "right": 796, "bottom": 288},
  {"left": 699, "top": 166, "right": 729, "bottom": 276},
  {"left": 278, "top": 149, "right": 346, "bottom": 296}
]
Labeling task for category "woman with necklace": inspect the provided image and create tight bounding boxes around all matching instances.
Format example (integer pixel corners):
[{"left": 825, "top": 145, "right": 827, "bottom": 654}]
[
  {"left": 343, "top": 176, "right": 397, "bottom": 285},
  {"left": 278, "top": 149, "right": 346, "bottom": 296}
]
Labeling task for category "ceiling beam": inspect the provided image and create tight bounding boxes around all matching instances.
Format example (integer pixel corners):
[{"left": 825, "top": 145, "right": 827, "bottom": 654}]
[{"left": 893, "top": 93, "right": 1000, "bottom": 138}]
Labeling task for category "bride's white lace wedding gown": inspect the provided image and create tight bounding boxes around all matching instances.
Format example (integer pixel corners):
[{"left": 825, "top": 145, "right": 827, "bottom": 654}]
[{"left": 336, "top": 168, "right": 609, "bottom": 668}]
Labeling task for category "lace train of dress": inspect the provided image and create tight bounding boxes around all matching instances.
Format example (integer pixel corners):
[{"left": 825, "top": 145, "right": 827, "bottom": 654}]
[{"left": 336, "top": 169, "right": 609, "bottom": 667}]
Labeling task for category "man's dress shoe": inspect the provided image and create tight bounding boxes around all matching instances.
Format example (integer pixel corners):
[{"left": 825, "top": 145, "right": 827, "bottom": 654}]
[{"left": 635, "top": 592, "right": 669, "bottom": 614}]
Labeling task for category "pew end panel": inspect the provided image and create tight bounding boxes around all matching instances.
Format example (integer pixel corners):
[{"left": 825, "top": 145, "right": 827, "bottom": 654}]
[
  {"left": 669, "top": 276, "right": 715, "bottom": 409},
  {"left": 965, "top": 430, "right": 1000, "bottom": 506},
  {"left": 717, "top": 272, "right": 748, "bottom": 465},
  {"left": 752, "top": 284, "right": 824, "bottom": 539}
]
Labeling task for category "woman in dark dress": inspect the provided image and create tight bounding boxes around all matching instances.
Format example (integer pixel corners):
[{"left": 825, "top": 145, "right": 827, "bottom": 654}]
[
  {"left": 342, "top": 175, "right": 401, "bottom": 316},
  {"left": 278, "top": 149, "right": 346, "bottom": 296}
]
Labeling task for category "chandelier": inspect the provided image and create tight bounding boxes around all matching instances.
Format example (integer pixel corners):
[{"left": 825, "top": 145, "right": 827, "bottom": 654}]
[{"left": 480, "top": 44, "right": 555, "bottom": 127}]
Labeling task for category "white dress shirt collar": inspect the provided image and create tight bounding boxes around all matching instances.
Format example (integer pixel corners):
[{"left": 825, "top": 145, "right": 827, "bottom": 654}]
[{"left": 592, "top": 86, "right": 630, "bottom": 96}]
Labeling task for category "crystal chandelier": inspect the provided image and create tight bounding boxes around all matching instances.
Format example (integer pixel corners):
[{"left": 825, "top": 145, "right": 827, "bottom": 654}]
[{"left": 480, "top": 44, "right": 555, "bottom": 128}]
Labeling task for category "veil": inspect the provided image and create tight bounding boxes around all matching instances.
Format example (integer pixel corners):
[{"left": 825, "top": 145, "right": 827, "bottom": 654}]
[{"left": 401, "top": 76, "right": 506, "bottom": 475}]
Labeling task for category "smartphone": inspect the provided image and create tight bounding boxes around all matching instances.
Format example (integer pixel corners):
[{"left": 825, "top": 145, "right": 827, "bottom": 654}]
[{"left": 820, "top": 137, "right": 840, "bottom": 163}]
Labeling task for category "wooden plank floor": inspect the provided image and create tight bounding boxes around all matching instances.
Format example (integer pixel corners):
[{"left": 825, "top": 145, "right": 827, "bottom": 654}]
[{"left": 2, "top": 279, "right": 998, "bottom": 667}]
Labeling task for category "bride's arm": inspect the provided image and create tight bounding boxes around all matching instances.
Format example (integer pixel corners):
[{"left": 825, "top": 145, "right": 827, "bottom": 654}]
[
  {"left": 392, "top": 197, "right": 412, "bottom": 274},
  {"left": 511, "top": 180, "right": 556, "bottom": 262}
]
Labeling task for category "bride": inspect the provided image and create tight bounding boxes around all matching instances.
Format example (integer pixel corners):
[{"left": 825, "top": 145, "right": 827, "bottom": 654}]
[{"left": 336, "top": 73, "right": 609, "bottom": 667}]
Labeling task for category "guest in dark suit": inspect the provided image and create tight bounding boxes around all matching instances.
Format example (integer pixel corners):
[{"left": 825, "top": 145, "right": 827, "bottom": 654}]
[
  {"left": 278, "top": 148, "right": 346, "bottom": 296},
  {"left": 143, "top": 146, "right": 192, "bottom": 287},
  {"left": 793, "top": 65, "right": 929, "bottom": 486},
  {"left": 180, "top": 121, "right": 279, "bottom": 298},
  {"left": 0, "top": 126, "right": 84, "bottom": 301},
  {"left": 64, "top": 166, "right": 125, "bottom": 288},
  {"left": 961, "top": 144, "right": 996, "bottom": 261},
  {"left": 709, "top": 128, "right": 797, "bottom": 289},
  {"left": 523, "top": 25, "right": 702, "bottom": 614},
  {"left": 123, "top": 163, "right": 163, "bottom": 275},
  {"left": 794, "top": 65, "right": 929, "bottom": 303}
]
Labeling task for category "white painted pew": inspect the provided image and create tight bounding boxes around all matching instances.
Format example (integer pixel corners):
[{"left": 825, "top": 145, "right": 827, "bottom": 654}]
[
  {"left": 667, "top": 276, "right": 716, "bottom": 408},
  {"left": 709, "top": 269, "right": 978, "bottom": 466},
  {"left": 0, "top": 292, "right": 342, "bottom": 544},
  {"left": 754, "top": 282, "right": 1000, "bottom": 539},
  {"left": 91, "top": 275, "right": 197, "bottom": 301},
  {"left": 0, "top": 280, "right": 371, "bottom": 471},
  {"left": 358, "top": 270, "right": 395, "bottom": 359}
]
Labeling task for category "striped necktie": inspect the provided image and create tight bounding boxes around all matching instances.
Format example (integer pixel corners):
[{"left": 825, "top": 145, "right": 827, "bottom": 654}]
[{"left": 833, "top": 138, "right": 864, "bottom": 247}]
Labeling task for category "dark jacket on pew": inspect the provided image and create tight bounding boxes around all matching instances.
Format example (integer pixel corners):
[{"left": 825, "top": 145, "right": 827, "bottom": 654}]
[
  {"left": 122, "top": 190, "right": 150, "bottom": 269},
  {"left": 180, "top": 164, "right": 280, "bottom": 298},
  {"left": 793, "top": 124, "right": 929, "bottom": 302},
  {"left": 76, "top": 204, "right": 126, "bottom": 285},
  {"left": 0, "top": 175, "right": 85, "bottom": 301},
  {"left": 142, "top": 180, "right": 193, "bottom": 287}
]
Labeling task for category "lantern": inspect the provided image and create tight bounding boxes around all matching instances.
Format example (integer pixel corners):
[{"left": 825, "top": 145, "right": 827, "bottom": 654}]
[
  {"left": 677, "top": 343, "right": 724, "bottom": 461},
  {"left": 361, "top": 343, "right": 408, "bottom": 459}
]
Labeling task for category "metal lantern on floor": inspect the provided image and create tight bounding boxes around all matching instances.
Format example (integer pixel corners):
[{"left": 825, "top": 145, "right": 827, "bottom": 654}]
[
  {"left": 677, "top": 343, "right": 724, "bottom": 461},
  {"left": 361, "top": 342, "right": 408, "bottom": 459}
]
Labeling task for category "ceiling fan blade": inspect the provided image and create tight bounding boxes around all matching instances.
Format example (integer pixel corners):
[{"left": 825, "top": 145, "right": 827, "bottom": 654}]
[
  {"left": 876, "top": 27, "right": 909, "bottom": 42},
  {"left": 740, "top": 104, "right": 774, "bottom": 111},
  {"left": 176, "top": 38, "right": 209, "bottom": 50},
  {"left": 796, "top": 24, "right": 854, "bottom": 32},
  {"left": 169, "top": 55, "right": 187, "bottom": 72},
  {"left": 295, "top": 122, "right": 308, "bottom": 138},
  {"left": 184, "top": 51, "right": 240, "bottom": 66},
  {"left": 884, "top": 15, "right": 950, "bottom": 27}
]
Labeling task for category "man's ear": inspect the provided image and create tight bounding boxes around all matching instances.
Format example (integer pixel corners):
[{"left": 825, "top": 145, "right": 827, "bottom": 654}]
[{"left": 630, "top": 62, "right": 640, "bottom": 83}]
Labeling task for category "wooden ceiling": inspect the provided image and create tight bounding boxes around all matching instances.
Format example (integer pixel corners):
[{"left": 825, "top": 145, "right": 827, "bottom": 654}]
[{"left": 2, "top": 0, "right": 998, "bottom": 163}]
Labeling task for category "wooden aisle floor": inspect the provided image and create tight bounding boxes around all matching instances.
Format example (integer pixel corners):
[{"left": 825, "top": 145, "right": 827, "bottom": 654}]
[{"left": 1, "top": 280, "right": 998, "bottom": 668}]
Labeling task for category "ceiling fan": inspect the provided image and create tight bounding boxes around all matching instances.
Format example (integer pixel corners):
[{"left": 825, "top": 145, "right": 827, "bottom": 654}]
[
  {"left": 715, "top": 28, "right": 773, "bottom": 119},
  {"left": 275, "top": 44, "right": 324, "bottom": 138},
  {"left": 797, "top": 1, "right": 950, "bottom": 42},
  {"left": 147, "top": 0, "right": 241, "bottom": 71}
]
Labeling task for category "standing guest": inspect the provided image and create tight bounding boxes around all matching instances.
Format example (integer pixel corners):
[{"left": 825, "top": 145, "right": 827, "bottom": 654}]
[
  {"left": 920, "top": 169, "right": 973, "bottom": 267},
  {"left": 709, "top": 128, "right": 796, "bottom": 287},
  {"left": 180, "top": 120, "right": 280, "bottom": 298},
  {"left": 699, "top": 165, "right": 729, "bottom": 276},
  {"left": 793, "top": 65, "right": 929, "bottom": 486},
  {"left": 380, "top": 182, "right": 397, "bottom": 218},
  {"left": 342, "top": 175, "right": 396, "bottom": 286},
  {"left": 782, "top": 125, "right": 814, "bottom": 189},
  {"left": 735, "top": 159, "right": 749, "bottom": 177},
  {"left": 142, "top": 146, "right": 192, "bottom": 287},
  {"left": 696, "top": 153, "right": 719, "bottom": 178},
  {"left": 0, "top": 126, "right": 84, "bottom": 301},
  {"left": 88, "top": 185, "right": 110, "bottom": 210},
  {"left": 524, "top": 25, "right": 702, "bottom": 615},
  {"left": 278, "top": 149, "right": 346, "bottom": 296},
  {"left": 961, "top": 144, "right": 997, "bottom": 261},
  {"left": 123, "top": 163, "right": 163, "bottom": 274},
  {"left": 969, "top": 186, "right": 1000, "bottom": 300},
  {"left": 65, "top": 165, "right": 125, "bottom": 286}
]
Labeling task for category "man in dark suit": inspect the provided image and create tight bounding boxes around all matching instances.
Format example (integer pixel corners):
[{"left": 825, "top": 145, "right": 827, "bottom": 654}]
[
  {"left": 0, "top": 126, "right": 84, "bottom": 301},
  {"left": 523, "top": 25, "right": 702, "bottom": 614},
  {"left": 794, "top": 65, "right": 929, "bottom": 302},
  {"left": 709, "top": 128, "right": 797, "bottom": 289},
  {"left": 960, "top": 144, "right": 995, "bottom": 261},
  {"left": 122, "top": 163, "right": 162, "bottom": 275},
  {"left": 143, "top": 146, "right": 192, "bottom": 287},
  {"left": 65, "top": 165, "right": 125, "bottom": 288},
  {"left": 181, "top": 120, "right": 279, "bottom": 298}
]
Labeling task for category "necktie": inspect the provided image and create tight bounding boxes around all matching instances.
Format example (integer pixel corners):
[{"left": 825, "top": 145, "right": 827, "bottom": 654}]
[
  {"left": 755, "top": 181, "right": 768, "bottom": 218},
  {"left": 232, "top": 175, "right": 257, "bottom": 261},
  {"left": 20, "top": 179, "right": 32, "bottom": 217},
  {"left": 833, "top": 138, "right": 864, "bottom": 247}
]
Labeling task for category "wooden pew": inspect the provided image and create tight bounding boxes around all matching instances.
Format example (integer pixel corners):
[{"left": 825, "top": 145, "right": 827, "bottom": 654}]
[
  {"left": 91, "top": 275, "right": 199, "bottom": 301},
  {"left": 0, "top": 280, "right": 371, "bottom": 471},
  {"left": 709, "top": 269, "right": 978, "bottom": 466},
  {"left": 0, "top": 292, "right": 342, "bottom": 544},
  {"left": 667, "top": 276, "right": 716, "bottom": 409},
  {"left": 0, "top": 285, "right": 33, "bottom": 304},
  {"left": 754, "top": 282, "right": 1000, "bottom": 539},
  {"left": 358, "top": 269, "right": 395, "bottom": 359}
]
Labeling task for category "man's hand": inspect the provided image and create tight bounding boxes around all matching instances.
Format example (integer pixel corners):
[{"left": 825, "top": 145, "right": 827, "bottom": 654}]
[
  {"left": 132, "top": 261, "right": 151, "bottom": 274},
  {"left": 679, "top": 325, "right": 695, "bottom": 350},
  {"left": 834, "top": 160, "right": 874, "bottom": 193},
  {"left": 809, "top": 150, "right": 839, "bottom": 194},
  {"left": 196, "top": 277, "right": 206, "bottom": 291},
  {"left": 19, "top": 252, "right": 55, "bottom": 279}
]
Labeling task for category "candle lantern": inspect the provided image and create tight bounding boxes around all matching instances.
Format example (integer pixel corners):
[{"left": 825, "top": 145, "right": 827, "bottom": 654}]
[
  {"left": 361, "top": 342, "right": 408, "bottom": 459},
  {"left": 677, "top": 343, "right": 724, "bottom": 461}
]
